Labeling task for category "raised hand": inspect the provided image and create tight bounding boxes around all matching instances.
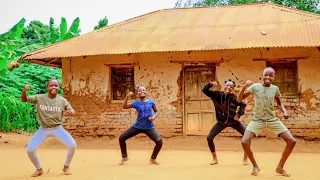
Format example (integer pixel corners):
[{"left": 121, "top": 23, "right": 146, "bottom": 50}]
[
  {"left": 126, "top": 92, "right": 134, "bottom": 98},
  {"left": 24, "top": 84, "right": 31, "bottom": 91},
  {"left": 210, "top": 81, "right": 218, "bottom": 86},
  {"left": 244, "top": 80, "right": 253, "bottom": 88}
]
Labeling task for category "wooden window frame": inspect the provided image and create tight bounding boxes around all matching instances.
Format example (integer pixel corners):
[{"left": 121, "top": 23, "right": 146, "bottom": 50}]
[
  {"left": 266, "top": 60, "right": 298, "bottom": 98},
  {"left": 110, "top": 66, "right": 135, "bottom": 101}
]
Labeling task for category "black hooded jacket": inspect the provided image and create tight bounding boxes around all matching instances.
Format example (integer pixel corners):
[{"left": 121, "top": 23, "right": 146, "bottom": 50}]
[{"left": 202, "top": 83, "right": 246, "bottom": 124}]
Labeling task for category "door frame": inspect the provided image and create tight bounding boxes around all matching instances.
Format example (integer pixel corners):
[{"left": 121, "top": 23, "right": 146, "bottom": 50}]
[{"left": 182, "top": 64, "right": 216, "bottom": 135}]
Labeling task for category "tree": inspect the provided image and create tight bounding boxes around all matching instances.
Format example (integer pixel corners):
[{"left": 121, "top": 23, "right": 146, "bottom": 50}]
[
  {"left": 0, "top": 16, "right": 82, "bottom": 92},
  {"left": 21, "top": 20, "right": 51, "bottom": 45},
  {"left": 47, "top": 17, "right": 81, "bottom": 45},
  {"left": 0, "top": 18, "right": 26, "bottom": 76},
  {"left": 0, "top": 17, "right": 82, "bottom": 77},
  {"left": 174, "top": 0, "right": 320, "bottom": 14},
  {"left": 94, "top": 16, "right": 109, "bottom": 30},
  {"left": 0, "top": 17, "right": 82, "bottom": 91}
]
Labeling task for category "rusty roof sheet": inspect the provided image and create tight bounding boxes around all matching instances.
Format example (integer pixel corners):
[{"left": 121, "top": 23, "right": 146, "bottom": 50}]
[{"left": 21, "top": 3, "right": 320, "bottom": 63}]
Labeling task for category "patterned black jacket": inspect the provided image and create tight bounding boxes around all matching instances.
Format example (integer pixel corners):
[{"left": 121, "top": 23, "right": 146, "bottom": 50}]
[{"left": 202, "top": 83, "right": 246, "bottom": 124}]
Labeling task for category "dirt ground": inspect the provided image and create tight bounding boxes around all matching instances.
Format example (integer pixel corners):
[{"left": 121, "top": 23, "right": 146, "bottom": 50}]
[{"left": 0, "top": 133, "right": 319, "bottom": 180}]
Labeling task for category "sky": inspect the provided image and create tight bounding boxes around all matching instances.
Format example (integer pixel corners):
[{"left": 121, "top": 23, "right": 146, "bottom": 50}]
[{"left": 0, "top": 0, "right": 177, "bottom": 35}]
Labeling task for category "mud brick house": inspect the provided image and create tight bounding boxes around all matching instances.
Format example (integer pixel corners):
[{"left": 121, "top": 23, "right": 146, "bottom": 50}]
[{"left": 21, "top": 3, "right": 320, "bottom": 139}]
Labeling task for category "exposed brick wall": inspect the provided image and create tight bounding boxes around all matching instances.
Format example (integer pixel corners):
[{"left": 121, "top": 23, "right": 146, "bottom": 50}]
[
  {"left": 63, "top": 91, "right": 320, "bottom": 140},
  {"left": 63, "top": 91, "right": 183, "bottom": 138},
  {"left": 218, "top": 97, "right": 320, "bottom": 140},
  {"left": 279, "top": 98, "right": 320, "bottom": 140}
]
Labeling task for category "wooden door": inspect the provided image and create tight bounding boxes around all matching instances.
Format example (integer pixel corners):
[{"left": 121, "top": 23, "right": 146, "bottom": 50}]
[{"left": 184, "top": 66, "right": 216, "bottom": 135}]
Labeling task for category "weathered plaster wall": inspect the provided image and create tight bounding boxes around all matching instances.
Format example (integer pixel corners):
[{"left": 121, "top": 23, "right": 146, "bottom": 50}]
[
  {"left": 62, "top": 47, "right": 320, "bottom": 139},
  {"left": 62, "top": 54, "right": 135, "bottom": 137},
  {"left": 134, "top": 53, "right": 183, "bottom": 136},
  {"left": 212, "top": 47, "right": 320, "bottom": 139},
  {"left": 62, "top": 53, "right": 182, "bottom": 137},
  {"left": 293, "top": 52, "right": 320, "bottom": 139}
]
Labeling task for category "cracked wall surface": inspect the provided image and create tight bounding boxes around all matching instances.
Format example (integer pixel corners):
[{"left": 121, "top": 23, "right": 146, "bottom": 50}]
[{"left": 61, "top": 47, "right": 320, "bottom": 139}]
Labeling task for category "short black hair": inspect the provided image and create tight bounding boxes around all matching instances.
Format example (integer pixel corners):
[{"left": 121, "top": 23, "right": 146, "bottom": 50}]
[
  {"left": 224, "top": 79, "right": 236, "bottom": 87},
  {"left": 46, "top": 78, "right": 60, "bottom": 87},
  {"left": 264, "top": 67, "right": 275, "bottom": 73},
  {"left": 137, "top": 86, "right": 146, "bottom": 90}
]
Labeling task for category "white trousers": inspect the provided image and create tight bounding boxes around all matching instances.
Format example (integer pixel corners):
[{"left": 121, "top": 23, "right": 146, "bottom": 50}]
[{"left": 26, "top": 125, "right": 77, "bottom": 169}]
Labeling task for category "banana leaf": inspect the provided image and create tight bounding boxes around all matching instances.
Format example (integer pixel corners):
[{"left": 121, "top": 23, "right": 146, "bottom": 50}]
[
  {"left": 68, "top": 17, "right": 80, "bottom": 36},
  {"left": 16, "top": 43, "right": 44, "bottom": 54},
  {"left": 60, "top": 17, "right": 67, "bottom": 39},
  {"left": 0, "top": 18, "right": 26, "bottom": 41},
  {"left": 49, "top": 17, "right": 59, "bottom": 44}
]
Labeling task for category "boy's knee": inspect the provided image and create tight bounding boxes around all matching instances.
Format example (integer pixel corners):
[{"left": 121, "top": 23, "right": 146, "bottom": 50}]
[
  {"left": 68, "top": 141, "right": 77, "bottom": 149},
  {"left": 287, "top": 138, "right": 296, "bottom": 145},
  {"left": 241, "top": 138, "right": 250, "bottom": 145},
  {"left": 26, "top": 145, "right": 36, "bottom": 153}
]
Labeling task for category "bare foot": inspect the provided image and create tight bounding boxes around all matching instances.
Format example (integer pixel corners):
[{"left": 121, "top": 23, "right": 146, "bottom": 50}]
[
  {"left": 31, "top": 169, "right": 43, "bottom": 177},
  {"left": 210, "top": 159, "right": 218, "bottom": 165},
  {"left": 63, "top": 166, "right": 72, "bottom": 175},
  {"left": 150, "top": 159, "right": 160, "bottom": 165},
  {"left": 276, "top": 167, "right": 290, "bottom": 177},
  {"left": 243, "top": 158, "right": 249, "bottom": 165},
  {"left": 119, "top": 157, "right": 129, "bottom": 165},
  {"left": 251, "top": 166, "right": 260, "bottom": 176}
]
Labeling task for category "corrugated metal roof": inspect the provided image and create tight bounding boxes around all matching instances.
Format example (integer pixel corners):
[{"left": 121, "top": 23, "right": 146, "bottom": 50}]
[{"left": 21, "top": 3, "right": 320, "bottom": 64}]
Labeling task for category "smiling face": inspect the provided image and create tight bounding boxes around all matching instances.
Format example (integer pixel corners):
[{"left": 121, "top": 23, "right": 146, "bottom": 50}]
[
  {"left": 46, "top": 79, "right": 60, "bottom": 97},
  {"left": 137, "top": 86, "right": 147, "bottom": 98},
  {"left": 262, "top": 67, "right": 275, "bottom": 86},
  {"left": 223, "top": 81, "right": 235, "bottom": 95}
]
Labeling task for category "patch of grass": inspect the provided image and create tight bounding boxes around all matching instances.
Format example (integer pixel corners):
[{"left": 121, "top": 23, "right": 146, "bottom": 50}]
[{"left": 0, "top": 92, "right": 39, "bottom": 132}]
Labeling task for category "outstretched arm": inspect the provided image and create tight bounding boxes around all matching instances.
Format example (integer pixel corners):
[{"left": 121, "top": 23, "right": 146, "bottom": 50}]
[
  {"left": 21, "top": 84, "right": 30, "bottom": 102},
  {"left": 122, "top": 92, "right": 134, "bottom": 109},
  {"left": 237, "top": 80, "right": 253, "bottom": 103}
]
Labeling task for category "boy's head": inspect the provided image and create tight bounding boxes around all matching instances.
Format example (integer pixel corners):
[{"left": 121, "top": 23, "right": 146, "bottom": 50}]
[
  {"left": 262, "top": 67, "right": 275, "bottom": 85},
  {"left": 137, "top": 86, "right": 147, "bottom": 98},
  {"left": 223, "top": 79, "right": 235, "bottom": 95},
  {"left": 46, "top": 78, "right": 60, "bottom": 96}
]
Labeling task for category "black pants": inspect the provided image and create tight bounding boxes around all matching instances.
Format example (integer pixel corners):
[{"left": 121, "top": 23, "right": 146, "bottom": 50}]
[
  {"left": 119, "top": 126, "right": 163, "bottom": 159},
  {"left": 207, "top": 121, "right": 246, "bottom": 152}
]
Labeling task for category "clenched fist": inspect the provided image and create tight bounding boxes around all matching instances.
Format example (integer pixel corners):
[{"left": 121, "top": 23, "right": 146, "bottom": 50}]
[
  {"left": 210, "top": 81, "right": 218, "bottom": 86},
  {"left": 24, "top": 84, "right": 31, "bottom": 91},
  {"left": 244, "top": 80, "right": 253, "bottom": 88},
  {"left": 126, "top": 92, "right": 134, "bottom": 98}
]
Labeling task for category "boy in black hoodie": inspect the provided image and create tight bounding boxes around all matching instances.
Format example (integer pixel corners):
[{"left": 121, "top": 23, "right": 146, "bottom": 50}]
[{"left": 203, "top": 79, "right": 248, "bottom": 165}]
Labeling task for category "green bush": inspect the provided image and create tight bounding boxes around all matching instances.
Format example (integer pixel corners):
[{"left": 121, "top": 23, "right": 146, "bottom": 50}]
[
  {"left": 0, "top": 62, "right": 63, "bottom": 98},
  {"left": 0, "top": 92, "right": 39, "bottom": 132}
]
